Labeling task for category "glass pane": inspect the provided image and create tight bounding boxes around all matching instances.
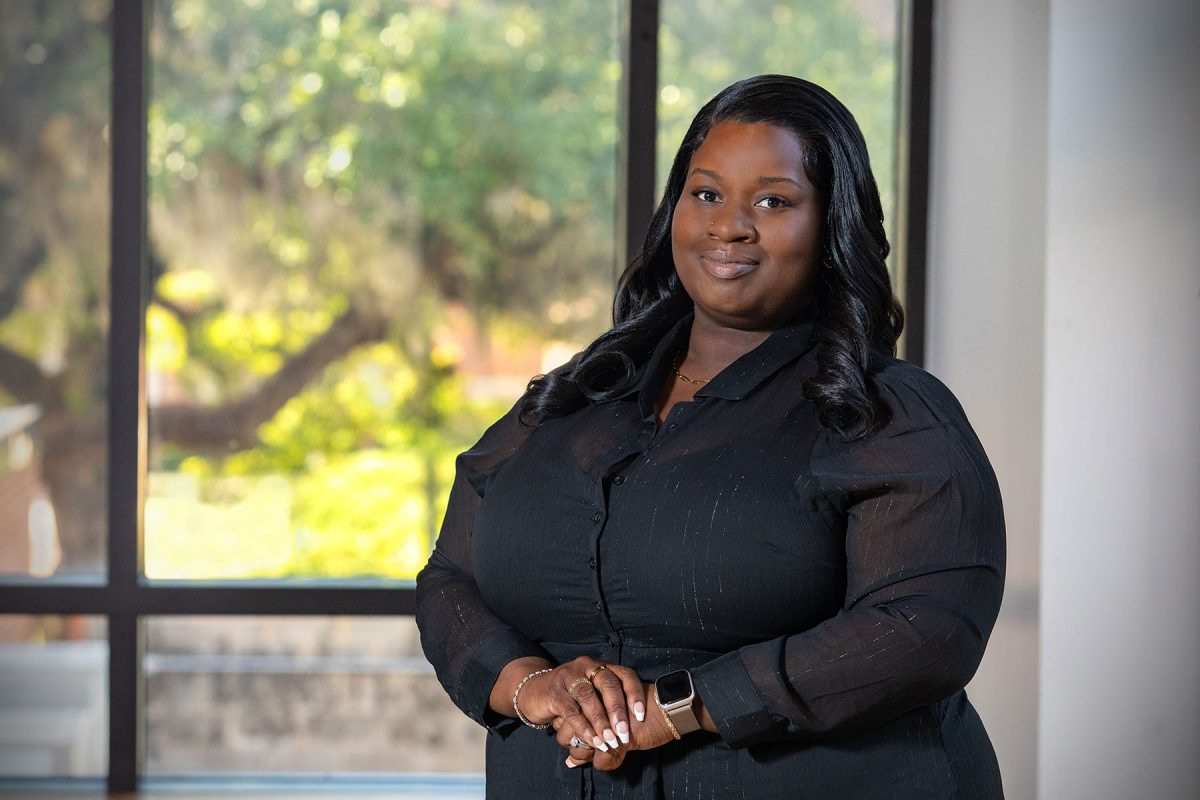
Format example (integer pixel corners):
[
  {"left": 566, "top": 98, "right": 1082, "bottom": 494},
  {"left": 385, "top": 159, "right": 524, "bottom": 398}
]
[
  {"left": 144, "top": 616, "right": 482, "bottom": 776},
  {"left": 658, "top": 0, "right": 901, "bottom": 264},
  {"left": 0, "top": 1, "right": 111, "bottom": 578},
  {"left": 0, "top": 615, "right": 107, "bottom": 777},
  {"left": 145, "top": 0, "right": 621, "bottom": 580}
]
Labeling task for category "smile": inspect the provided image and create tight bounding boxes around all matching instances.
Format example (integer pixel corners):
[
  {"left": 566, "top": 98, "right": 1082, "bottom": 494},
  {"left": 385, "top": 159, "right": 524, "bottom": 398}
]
[{"left": 699, "top": 253, "right": 759, "bottom": 280}]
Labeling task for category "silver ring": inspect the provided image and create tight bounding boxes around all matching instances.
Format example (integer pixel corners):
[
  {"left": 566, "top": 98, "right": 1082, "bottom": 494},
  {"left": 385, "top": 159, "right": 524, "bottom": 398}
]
[{"left": 569, "top": 735, "right": 593, "bottom": 749}]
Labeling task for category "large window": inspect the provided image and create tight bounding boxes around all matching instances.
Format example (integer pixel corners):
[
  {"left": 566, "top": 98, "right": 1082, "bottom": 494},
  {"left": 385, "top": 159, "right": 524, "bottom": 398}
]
[
  {"left": 0, "top": 0, "right": 931, "bottom": 792},
  {"left": 144, "top": 0, "right": 622, "bottom": 583},
  {"left": 0, "top": 0, "right": 112, "bottom": 581}
]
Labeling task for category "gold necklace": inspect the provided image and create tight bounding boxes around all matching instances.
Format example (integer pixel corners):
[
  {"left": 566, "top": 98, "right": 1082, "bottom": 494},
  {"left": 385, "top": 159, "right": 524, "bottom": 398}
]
[{"left": 672, "top": 354, "right": 710, "bottom": 385}]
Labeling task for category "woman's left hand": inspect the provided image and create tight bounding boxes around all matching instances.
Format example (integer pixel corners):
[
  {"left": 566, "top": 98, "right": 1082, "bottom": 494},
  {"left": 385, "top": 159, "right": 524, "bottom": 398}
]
[{"left": 555, "top": 682, "right": 679, "bottom": 771}]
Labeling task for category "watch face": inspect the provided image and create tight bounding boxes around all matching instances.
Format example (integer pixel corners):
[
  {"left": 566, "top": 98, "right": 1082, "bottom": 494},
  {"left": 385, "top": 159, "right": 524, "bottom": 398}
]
[{"left": 656, "top": 669, "right": 694, "bottom": 705}]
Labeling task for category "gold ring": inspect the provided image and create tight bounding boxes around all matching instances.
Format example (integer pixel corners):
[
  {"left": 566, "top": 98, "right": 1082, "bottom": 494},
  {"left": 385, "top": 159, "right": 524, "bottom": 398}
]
[
  {"left": 585, "top": 664, "right": 610, "bottom": 682},
  {"left": 566, "top": 676, "right": 590, "bottom": 696}
]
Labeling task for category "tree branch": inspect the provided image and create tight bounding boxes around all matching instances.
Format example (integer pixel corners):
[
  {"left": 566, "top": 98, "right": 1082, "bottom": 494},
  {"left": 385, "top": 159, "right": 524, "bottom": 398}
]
[
  {"left": 0, "top": 176, "right": 48, "bottom": 324},
  {"left": 0, "top": 342, "right": 50, "bottom": 405},
  {"left": 0, "top": 235, "right": 44, "bottom": 323},
  {"left": 150, "top": 305, "right": 388, "bottom": 454}
]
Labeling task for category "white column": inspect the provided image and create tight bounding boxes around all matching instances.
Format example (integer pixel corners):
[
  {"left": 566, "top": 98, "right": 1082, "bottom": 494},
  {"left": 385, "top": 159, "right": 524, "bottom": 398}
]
[
  {"left": 927, "top": 3, "right": 1050, "bottom": 799},
  {"left": 1038, "top": 1, "right": 1200, "bottom": 798}
]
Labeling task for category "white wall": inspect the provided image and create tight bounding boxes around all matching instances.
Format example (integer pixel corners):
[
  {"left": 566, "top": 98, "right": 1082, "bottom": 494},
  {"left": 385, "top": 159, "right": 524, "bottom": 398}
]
[
  {"left": 928, "top": 1, "right": 1200, "bottom": 798},
  {"left": 1039, "top": 1, "right": 1200, "bottom": 798},
  {"left": 927, "top": 3, "right": 1049, "bottom": 799}
]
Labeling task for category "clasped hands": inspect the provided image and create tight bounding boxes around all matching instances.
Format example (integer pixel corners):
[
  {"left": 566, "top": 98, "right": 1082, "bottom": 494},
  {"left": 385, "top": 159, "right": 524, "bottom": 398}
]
[{"left": 511, "top": 656, "right": 679, "bottom": 770}]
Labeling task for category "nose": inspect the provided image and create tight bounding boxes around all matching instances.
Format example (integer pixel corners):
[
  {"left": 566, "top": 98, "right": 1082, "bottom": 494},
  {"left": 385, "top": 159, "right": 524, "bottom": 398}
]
[{"left": 708, "top": 203, "right": 756, "bottom": 242}]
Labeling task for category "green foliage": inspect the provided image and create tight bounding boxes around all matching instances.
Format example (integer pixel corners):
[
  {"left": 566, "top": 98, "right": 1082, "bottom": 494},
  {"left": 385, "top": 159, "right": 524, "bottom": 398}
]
[
  {"left": 658, "top": 0, "right": 900, "bottom": 246},
  {"left": 140, "top": 0, "right": 633, "bottom": 579},
  {"left": 0, "top": 1, "right": 113, "bottom": 390},
  {"left": 149, "top": 0, "right": 622, "bottom": 320},
  {"left": 287, "top": 448, "right": 453, "bottom": 579}
]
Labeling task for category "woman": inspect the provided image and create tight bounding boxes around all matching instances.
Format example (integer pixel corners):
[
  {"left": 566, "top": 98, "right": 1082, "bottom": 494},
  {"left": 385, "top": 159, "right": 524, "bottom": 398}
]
[{"left": 416, "top": 74, "right": 1006, "bottom": 799}]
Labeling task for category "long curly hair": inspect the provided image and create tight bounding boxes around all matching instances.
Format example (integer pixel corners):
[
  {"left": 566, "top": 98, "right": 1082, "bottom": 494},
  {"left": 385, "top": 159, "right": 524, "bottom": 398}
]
[{"left": 520, "top": 74, "right": 904, "bottom": 439}]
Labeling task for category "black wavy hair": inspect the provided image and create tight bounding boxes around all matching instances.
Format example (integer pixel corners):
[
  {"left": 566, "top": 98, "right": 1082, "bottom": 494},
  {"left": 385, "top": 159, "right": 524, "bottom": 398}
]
[{"left": 520, "top": 74, "right": 904, "bottom": 439}]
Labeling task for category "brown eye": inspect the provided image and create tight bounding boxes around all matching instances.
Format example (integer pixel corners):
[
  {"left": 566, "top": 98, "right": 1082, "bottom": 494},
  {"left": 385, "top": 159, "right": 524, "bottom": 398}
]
[{"left": 755, "top": 195, "right": 789, "bottom": 209}]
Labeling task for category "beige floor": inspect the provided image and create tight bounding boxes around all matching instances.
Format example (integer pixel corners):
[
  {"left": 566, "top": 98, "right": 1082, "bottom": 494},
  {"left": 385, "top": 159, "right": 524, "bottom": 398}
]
[
  {"left": 3, "top": 789, "right": 482, "bottom": 799},
  {"left": 106, "top": 796, "right": 457, "bottom": 799},
  {"left": 9, "top": 794, "right": 482, "bottom": 799},
  {"left": 0, "top": 776, "right": 485, "bottom": 799}
]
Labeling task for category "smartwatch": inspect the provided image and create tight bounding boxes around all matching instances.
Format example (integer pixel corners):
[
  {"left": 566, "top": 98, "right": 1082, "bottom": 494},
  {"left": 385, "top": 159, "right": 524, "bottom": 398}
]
[{"left": 654, "top": 669, "right": 701, "bottom": 735}]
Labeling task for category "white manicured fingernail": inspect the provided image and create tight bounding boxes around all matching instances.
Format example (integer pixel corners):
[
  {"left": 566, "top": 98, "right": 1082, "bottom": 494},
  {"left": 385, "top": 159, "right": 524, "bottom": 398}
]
[
  {"left": 604, "top": 729, "right": 619, "bottom": 749},
  {"left": 617, "top": 722, "right": 630, "bottom": 745},
  {"left": 634, "top": 702, "right": 646, "bottom": 722},
  {"left": 565, "top": 756, "right": 579, "bottom": 768},
  {"left": 592, "top": 736, "right": 608, "bottom": 752}
]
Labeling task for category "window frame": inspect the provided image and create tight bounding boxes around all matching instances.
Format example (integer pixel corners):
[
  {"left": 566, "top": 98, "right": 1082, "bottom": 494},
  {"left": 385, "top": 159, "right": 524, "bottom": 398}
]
[{"left": 0, "top": 0, "right": 932, "bottom": 791}]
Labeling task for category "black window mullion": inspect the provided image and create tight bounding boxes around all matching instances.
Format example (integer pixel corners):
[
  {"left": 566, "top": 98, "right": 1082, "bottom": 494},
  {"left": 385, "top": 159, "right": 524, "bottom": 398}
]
[
  {"left": 899, "top": 0, "right": 933, "bottom": 366},
  {"left": 108, "top": 0, "right": 150, "bottom": 791},
  {"left": 618, "top": 0, "right": 660, "bottom": 271},
  {"left": 133, "top": 584, "right": 416, "bottom": 615},
  {"left": 107, "top": 612, "right": 141, "bottom": 792},
  {"left": 0, "top": 583, "right": 414, "bottom": 616}
]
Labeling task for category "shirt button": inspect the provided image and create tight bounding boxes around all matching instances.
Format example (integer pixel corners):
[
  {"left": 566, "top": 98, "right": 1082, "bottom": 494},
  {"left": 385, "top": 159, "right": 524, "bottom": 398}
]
[
  {"left": 587, "top": 556, "right": 596, "bottom": 570},
  {"left": 590, "top": 511, "right": 602, "bottom": 523},
  {"left": 667, "top": 422, "right": 678, "bottom": 432},
  {"left": 594, "top": 601, "right": 603, "bottom": 612},
  {"left": 612, "top": 475, "right": 625, "bottom": 485},
  {"left": 606, "top": 634, "right": 619, "bottom": 646}
]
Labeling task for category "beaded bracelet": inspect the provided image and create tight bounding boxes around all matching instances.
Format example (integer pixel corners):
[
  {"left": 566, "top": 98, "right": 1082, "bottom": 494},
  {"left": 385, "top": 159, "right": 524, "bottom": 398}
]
[
  {"left": 659, "top": 704, "right": 682, "bottom": 740},
  {"left": 513, "top": 668, "right": 554, "bottom": 729},
  {"left": 655, "top": 690, "right": 683, "bottom": 740}
]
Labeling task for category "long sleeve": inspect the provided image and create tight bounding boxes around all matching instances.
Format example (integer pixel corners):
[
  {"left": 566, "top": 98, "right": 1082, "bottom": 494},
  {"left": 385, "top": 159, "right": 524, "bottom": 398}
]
[
  {"left": 415, "top": 399, "right": 553, "bottom": 732},
  {"left": 691, "top": 361, "right": 1006, "bottom": 748}
]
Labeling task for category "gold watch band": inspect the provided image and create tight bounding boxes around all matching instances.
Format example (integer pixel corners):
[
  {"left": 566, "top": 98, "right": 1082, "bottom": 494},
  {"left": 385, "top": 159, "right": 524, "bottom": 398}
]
[{"left": 666, "top": 702, "right": 702, "bottom": 734}]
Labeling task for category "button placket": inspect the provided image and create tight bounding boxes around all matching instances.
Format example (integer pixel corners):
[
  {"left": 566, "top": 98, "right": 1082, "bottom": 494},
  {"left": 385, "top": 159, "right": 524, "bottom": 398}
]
[
  {"left": 651, "top": 401, "right": 693, "bottom": 444},
  {"left": 591, "top": 440, "right": 644, "bottom": 651},
  {"left": 587, "top": 483, "right": 610, "bottom": 624}
]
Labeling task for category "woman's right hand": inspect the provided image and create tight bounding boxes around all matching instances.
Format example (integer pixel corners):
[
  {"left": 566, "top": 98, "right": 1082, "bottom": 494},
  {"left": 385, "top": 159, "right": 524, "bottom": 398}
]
[{"left": 508, "top": 656, "right": 646, "bottom": 754}]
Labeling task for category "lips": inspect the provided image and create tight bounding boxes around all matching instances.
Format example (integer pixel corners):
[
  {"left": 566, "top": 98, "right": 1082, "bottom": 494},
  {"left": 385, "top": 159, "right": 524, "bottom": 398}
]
[{"left": 699, "top": 250, "right": 760, "bottom": 280}]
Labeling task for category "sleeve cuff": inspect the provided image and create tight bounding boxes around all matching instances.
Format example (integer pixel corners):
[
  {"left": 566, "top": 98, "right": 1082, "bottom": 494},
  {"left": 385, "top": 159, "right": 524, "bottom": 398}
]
[
  {"left": 456, "top": 626, "right": 553, "bottom": 735},
  {"left": 691, "top": 644, "right": 782, "bottom": 748}
]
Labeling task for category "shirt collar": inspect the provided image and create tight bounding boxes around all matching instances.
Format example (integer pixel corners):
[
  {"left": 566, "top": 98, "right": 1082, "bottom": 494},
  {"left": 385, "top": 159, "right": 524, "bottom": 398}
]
[{"left": 618, "top": 298, "right": 819, "bottom": 416}]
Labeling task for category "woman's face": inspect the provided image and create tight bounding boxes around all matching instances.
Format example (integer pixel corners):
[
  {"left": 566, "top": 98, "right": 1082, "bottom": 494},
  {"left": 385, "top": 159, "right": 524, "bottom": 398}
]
[{"left": 670, "top": 120, "right": 823, "bottom": 331}]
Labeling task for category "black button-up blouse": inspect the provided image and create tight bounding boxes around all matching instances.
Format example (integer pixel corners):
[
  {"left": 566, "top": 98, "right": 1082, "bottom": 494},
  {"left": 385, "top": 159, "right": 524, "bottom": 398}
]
[{"left": 416, "top": 310, "right": 1006, "bottom": 799}]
